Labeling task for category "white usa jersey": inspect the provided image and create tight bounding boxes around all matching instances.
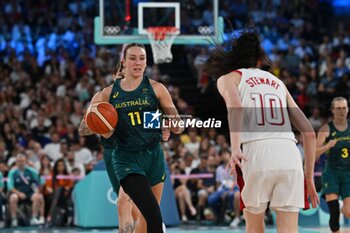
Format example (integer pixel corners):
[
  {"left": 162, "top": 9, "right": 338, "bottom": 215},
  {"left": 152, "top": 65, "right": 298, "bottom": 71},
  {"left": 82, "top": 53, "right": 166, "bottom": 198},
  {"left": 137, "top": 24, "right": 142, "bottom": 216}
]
[{"left": 236, "top": 68, "right": 296, "bottom": 144}]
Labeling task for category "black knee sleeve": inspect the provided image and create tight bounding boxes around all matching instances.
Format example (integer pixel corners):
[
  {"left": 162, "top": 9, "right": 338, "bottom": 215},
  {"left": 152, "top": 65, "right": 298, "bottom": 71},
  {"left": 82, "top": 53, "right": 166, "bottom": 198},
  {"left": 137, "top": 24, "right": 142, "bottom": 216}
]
[
  {"left": 121, "top": 174, "right": 163, "bottom": 233},
  {"left": 327, "top": 200, "right": 340, "bottom": 232}
]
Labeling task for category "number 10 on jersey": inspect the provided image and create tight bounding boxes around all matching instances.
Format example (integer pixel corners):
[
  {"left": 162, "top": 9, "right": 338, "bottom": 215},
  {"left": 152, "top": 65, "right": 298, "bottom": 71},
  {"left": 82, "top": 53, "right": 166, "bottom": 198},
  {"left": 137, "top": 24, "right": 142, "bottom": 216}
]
[{"left": 251, "top": 93, "right": 285, "bottom": 126}]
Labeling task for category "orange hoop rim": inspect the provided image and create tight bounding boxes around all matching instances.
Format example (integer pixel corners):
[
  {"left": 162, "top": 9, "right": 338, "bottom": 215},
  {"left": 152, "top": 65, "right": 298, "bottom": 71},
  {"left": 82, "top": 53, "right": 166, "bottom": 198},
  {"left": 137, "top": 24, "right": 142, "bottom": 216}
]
[{"left": 146, "top": 26, "right": 179, "bottom": 41}]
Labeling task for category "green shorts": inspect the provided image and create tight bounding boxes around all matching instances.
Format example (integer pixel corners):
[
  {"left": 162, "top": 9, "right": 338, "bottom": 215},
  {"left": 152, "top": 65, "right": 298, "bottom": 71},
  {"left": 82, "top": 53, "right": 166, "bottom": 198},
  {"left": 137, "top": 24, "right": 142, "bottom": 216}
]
[
  {"left": 104, "top": 148, "right": 120, "bottom": 194},
  {"left": 112, "top": 144, "right": 166, "bottom": 186},
  {"left": 321, "top": 167, "right": 350, "bottom": 199}
]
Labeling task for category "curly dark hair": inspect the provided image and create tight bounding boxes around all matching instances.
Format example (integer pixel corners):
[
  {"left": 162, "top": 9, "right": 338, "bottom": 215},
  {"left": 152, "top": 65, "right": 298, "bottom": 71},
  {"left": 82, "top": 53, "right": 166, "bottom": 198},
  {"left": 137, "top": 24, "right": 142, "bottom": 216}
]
[{"left": 204, "top": 30, "right": 272, "bottom": 79}]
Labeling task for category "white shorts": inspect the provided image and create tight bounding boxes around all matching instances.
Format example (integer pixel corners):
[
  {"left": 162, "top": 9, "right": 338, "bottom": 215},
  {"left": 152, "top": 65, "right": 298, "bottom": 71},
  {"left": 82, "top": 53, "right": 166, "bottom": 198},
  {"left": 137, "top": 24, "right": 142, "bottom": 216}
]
[{"left": 241, "top": 139, "right": 304, "bottom": 214}]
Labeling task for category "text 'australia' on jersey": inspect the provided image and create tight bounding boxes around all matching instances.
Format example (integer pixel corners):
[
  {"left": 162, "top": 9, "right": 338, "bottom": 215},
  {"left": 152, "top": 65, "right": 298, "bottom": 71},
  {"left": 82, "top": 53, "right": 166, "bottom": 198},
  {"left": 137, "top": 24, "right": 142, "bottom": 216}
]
[
  {"left": 237, "top": 68, "right": 295, "bottom": 144},
  {"left": 325, "top": 120, "right": 350, "bottom": 170},
  {"left": 109, "top": 76, "right": 161, "bottom": 151}
]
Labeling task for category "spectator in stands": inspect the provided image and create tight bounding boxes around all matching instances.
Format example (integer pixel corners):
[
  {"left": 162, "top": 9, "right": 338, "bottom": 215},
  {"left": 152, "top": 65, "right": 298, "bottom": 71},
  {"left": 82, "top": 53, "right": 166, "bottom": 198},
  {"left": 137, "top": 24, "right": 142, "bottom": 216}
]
[
  {"left": 190, "top": 155, "right": 216, "bottom": 221},
  {"left": 282, "top": 46, "right": 300, "bottom": 75},
  {"left": 181, "top": 127, "right": 201, "bottom": 157},
  {"left": 30, "top": 113, "right": 52, "bottom": 145},
  {"left": 40, "top": 154, "right": 53, "bottom": 218},
  {"left": 215, "top": 134, "right": 229, "bottom": 152},
  {"left": 7, "top": 154, "right": 45, "bottom": 226},
  {"left": 0, "top": 141, "right": 9, "bottom": 162},
  {"left": 39, "top": 154, "right": 52, "bottom": 178},
  {"left": 1, "top": 122, "right": 17, "bottom": 155},
  {"left": 208, "top": 149, "right": 241, "bottom": 227},
  {"left": 171, "top": 158, "right": 197, "bottom": 222},
  {"left": 145, "top": 64, "right": 161, "bottom": 81},
  {"left": 42, "top": 132, "right": 61, "bottom": 162},
  {"left": 194, "top": 47, "right": 208, "bottom": 89},
  {"left": 308, "top": 107, "right": 324, "bottom": 132},
  {"left": 318, "top": 67, "right": 338, "bottom": 105},
  {"left": 26, "top": 140, "right": 42, "bottom": 170},
  {"left": 183, "top": 152, "right": 196, "bottom": 175},
  {"left": 0, "top": 167, "right": 5, "bottom": 227},
  {"left": 63, "top": 150, "right": 85, "bottom": 176},
  {"left": 336, "top": 73, "right": 350, "bottom": 100},
  {"left": 71, "top": 137, "right": 93, "bottom": 169},
  {"left": 306, "top": 68, "right": 320, "bottom": 107},
  {"left": 45, "top": 158, "right": 73, "bottom": 226}
]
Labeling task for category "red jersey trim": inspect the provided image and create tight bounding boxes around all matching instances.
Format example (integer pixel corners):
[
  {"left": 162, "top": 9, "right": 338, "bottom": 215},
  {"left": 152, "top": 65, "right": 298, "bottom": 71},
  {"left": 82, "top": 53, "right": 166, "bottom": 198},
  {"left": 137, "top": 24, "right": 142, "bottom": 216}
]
[{"left": 231, "top": 70, "right": 242, "bottom": 75}]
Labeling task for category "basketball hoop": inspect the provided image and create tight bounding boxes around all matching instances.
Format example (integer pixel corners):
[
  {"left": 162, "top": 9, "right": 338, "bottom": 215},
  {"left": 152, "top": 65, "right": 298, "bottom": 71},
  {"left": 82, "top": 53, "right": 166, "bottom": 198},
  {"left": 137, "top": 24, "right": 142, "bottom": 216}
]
[{"left": 146, "top": 26, "right": 179, "bottom": 64}]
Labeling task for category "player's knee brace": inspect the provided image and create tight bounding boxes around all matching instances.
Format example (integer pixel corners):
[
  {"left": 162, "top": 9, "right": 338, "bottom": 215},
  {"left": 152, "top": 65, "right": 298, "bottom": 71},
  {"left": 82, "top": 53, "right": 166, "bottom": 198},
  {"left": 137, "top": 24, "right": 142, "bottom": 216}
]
[{"left": 327, "top": 200, "right": 340, "bottom": 232}]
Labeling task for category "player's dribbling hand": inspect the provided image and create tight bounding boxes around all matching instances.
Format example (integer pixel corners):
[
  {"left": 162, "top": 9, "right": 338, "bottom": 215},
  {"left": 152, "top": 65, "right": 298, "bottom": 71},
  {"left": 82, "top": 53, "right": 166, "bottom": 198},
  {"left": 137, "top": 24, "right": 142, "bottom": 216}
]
[
  {"left": 227, "top": 148, "right": 246, "bottom": 176},
  {"left": 306, "top": 178, "right": 320, "bottom": 208},
  {"left": 162, "top": 128, "right": 170, "bottom": 141}
]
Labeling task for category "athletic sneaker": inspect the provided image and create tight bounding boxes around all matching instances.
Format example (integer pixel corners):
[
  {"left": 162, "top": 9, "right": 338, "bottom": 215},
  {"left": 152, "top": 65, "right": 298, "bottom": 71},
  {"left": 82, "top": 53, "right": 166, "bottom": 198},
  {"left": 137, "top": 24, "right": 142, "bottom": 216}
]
[
  {"left": 230, "top": 217, "right": 241, "bottom": 228},
  {"left": 340, "top": 200, "right": 344, "bottom": 215},
  {"left": 30, "top": 217, "right": 40, "bottom": 225},
  {"left": 38, "top": 216, "right": 45, "bottom": 224},
  {"left": 11, "top": 219, "right": 18, "bottom": 227}
]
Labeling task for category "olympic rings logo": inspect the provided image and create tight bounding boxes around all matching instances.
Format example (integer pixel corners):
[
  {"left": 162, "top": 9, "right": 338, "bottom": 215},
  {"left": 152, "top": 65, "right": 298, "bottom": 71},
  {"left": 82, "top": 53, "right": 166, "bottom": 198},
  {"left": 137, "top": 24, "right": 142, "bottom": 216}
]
[
  {"left": 197, "top": 26, "right": 214, "bottom": 35},
  {"left": 104, "top": 26, "right": 121, "bottom": 35}
]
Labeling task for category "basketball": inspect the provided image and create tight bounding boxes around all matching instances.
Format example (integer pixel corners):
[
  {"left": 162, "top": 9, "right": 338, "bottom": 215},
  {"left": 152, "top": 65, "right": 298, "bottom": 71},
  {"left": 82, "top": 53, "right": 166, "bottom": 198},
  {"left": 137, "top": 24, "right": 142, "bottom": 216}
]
[{"left": 85, "top": 102, "right": 118, "bottom": 135}]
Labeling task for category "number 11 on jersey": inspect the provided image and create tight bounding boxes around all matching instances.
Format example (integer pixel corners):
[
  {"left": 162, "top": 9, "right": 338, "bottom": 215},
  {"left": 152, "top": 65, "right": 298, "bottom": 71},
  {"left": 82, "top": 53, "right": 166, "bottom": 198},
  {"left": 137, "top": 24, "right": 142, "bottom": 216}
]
[{"left": 128, "top": 112, "right": 141, "bottom": 126}]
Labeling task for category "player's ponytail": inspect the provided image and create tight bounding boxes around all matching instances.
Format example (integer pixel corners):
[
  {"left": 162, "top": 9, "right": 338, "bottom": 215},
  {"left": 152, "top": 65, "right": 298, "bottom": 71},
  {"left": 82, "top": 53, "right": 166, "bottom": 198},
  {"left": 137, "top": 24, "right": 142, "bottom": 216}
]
[{"left": 204, "top": 30, "right": 272, "bottom": 79}]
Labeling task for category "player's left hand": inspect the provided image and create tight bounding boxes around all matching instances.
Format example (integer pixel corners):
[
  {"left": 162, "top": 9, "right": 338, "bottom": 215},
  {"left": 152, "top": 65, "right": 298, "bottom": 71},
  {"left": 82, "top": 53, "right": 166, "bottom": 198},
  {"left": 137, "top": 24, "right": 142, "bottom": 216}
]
[
  {"left": 227, "top": 148, "right": 246, "bottom": 176},
  {"left": 162, "top": 128, "right": 170, "bottom": 141},
  {"left": 306, "top": 178, "right": 320, "bottom": 208}
]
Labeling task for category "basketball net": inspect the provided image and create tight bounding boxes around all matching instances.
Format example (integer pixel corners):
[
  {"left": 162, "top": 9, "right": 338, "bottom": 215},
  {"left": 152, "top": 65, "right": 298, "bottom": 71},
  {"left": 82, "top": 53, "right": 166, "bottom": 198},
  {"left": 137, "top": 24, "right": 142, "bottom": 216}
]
[{"left": 146, "top": 27, "right": 179, "bottom": 64}]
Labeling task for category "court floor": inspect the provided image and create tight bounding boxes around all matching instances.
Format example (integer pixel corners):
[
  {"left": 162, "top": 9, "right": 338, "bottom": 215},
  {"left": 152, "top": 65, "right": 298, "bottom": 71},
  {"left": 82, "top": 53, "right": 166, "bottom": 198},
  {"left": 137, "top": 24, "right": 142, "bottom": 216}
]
[{"left": 1, "top": 226, "right": 350, "bottom": 233}]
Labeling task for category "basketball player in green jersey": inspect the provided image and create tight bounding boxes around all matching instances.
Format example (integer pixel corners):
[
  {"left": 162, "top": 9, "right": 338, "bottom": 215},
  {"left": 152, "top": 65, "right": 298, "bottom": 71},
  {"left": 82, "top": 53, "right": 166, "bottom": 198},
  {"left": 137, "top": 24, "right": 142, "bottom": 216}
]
[
  {"left": 100, "top": 43, "right": 183, "bottom": 233},
  {"left": 79, "top": 62, "right": 139, "bottom": 233},
  {"left": 317, "top": 97, "right": 350, "bottom": 233},
  {"left": 79, "top": 61, "right": 171, "bottom": 233},
  {"left": 81, "top": 46, "right": 178, "bottom": 232}
]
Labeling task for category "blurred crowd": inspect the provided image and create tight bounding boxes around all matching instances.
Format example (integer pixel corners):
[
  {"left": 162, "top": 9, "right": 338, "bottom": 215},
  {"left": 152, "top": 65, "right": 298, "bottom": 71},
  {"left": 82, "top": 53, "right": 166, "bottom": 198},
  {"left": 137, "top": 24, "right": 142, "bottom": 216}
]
[{"left": 0, "top": 0, "right": 350, "bottom": 229}]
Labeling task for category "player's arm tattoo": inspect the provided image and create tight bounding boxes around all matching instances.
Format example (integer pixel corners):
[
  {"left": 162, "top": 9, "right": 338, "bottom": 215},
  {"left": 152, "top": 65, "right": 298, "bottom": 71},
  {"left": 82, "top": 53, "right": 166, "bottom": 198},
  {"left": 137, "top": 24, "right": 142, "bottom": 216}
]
[{"left": 119, "top": 223, "right": 134, "bottom": 233}]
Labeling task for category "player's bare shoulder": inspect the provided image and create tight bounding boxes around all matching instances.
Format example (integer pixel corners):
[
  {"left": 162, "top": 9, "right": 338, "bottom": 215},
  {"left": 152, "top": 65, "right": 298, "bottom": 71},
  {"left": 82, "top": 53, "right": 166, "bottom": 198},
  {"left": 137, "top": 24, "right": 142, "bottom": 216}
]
[
  {"left": 149, "top": 78, "right": 161, "bottom": 87},
  {"left": 217, "top": 71, "right": 242, "bottom": 94},
  {"left": 318, "top": 123, "right": 330, "bottom": 135},
  {"left": 149, "top": 79, "right": 166, "bottom": 98},
  {"left": 221, "top": 71, "right": 242, "bottom": 86},
  {"left": 101, "top": 84, "right": 113, "bottom": 100}
]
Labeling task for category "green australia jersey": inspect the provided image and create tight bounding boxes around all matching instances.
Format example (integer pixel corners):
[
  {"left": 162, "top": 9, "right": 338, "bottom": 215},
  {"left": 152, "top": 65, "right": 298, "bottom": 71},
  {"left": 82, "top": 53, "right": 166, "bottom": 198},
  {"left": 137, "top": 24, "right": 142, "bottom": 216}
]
[
  {"left": 325, "top": 120, "right": 350, "bottom": 170},
  {"left": 100, "top": 130, "right": 116, "bottom": 149},
  {"left": 109, "top": 76, "right": 161, "bottom": 151}
]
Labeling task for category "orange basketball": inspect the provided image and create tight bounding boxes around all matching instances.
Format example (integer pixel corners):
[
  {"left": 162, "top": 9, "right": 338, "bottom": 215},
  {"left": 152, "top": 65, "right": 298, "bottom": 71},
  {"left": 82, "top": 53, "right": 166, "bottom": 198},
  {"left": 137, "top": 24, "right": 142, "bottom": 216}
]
[{"left": 85, "top": 102, "right": 118, "bottom": 135}]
